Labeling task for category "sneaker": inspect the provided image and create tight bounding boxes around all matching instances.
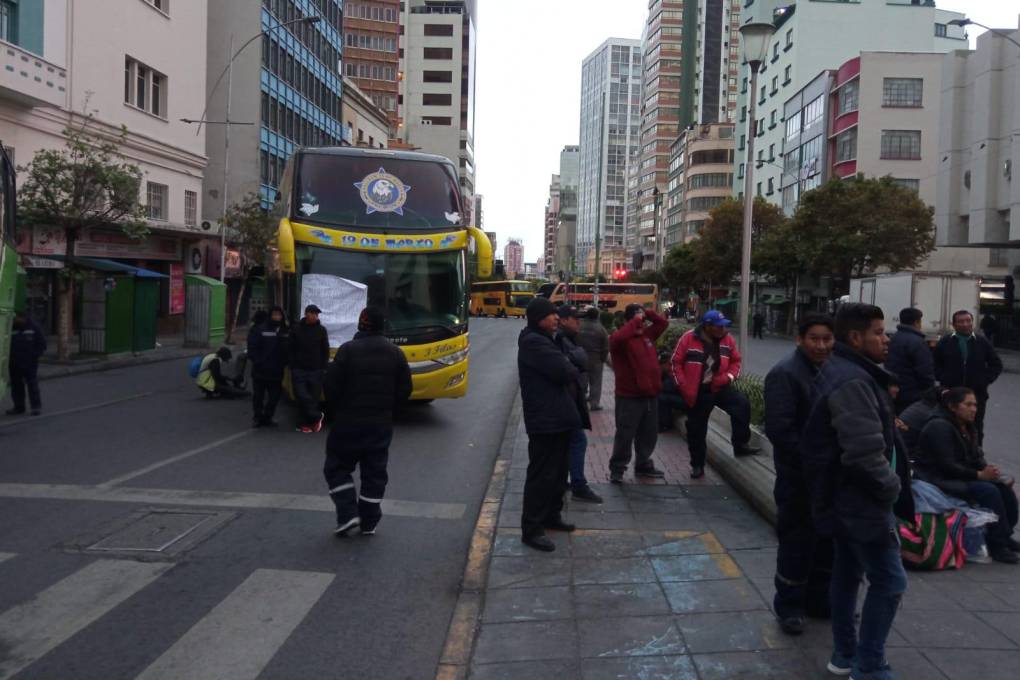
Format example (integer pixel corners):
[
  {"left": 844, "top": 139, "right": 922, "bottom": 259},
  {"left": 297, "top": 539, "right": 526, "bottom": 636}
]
[
  {"left": 850, "top": 662, "right": 896, "bottom": 680},
  {"left": 634, "top": 465, "right": 665, "bottom": 479},
  {"left": 969, "top": 545, "right": 993, "bottom": 564},
  {"left": 609, "top": 470, "right": 624, "bottom": 484},
  {"left": 571, "top": 486, "right": 604, "bottom": 504},
  {"left": 522, "top": 533, "right": 556, "bottom": 552},
  {"left": 5, "top": 408, "right": 24, "bottom": 416},
  {"left": 313, "top": 413, "right": 325, "bottom": 433},
  {"left": 826, "top": 652, "right": 854, "bottom": 676},
  {"left": 990, "top": 547, "right": 1020, "bottom": 564},
  {"left": 360, "top": 525, "right": 377, "bottom": 536},
  {"left": 690, "top": 466, "right": 705, "bottom": 479},
  {"left": 334, "top": 517, "right": 360, "bottom": 536},
  {"left": 778, "top": 615, "right": 805, "bottom": 635}
]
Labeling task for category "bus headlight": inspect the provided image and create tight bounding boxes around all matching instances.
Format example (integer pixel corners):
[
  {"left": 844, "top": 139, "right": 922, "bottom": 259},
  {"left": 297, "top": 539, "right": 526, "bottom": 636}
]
[{"left": 434, "top": 348, "right": 470, "bottom": 366}]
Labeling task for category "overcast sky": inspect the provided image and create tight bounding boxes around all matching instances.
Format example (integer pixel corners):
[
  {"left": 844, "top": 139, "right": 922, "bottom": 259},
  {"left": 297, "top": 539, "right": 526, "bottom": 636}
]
[{"left": 472, "top": 0, "right": 1019, "bottom": 264}]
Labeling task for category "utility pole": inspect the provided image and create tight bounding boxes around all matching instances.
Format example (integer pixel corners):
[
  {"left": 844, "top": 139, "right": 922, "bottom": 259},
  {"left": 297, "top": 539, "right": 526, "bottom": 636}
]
[{"left": 593, "top": 91, "right": 606, "bottom": 307}]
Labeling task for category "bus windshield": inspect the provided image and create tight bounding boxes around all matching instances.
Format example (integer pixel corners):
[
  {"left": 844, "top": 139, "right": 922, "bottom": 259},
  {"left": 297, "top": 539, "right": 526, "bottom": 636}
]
[
  {"left": 298, "top": 245, "right": 467, "bottom": 338},
  {"left": 295, "top": 154, "right": 463, "bottom": 230},
  {"left": 509, "top": 282, "right": 533, "bottom": 292}
]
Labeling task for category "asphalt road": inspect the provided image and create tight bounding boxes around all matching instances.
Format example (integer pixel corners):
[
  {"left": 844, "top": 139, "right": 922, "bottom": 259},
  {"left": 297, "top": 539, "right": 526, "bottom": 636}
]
[{"left": 0, "top": 317, "right": 522, "bottom": 680}]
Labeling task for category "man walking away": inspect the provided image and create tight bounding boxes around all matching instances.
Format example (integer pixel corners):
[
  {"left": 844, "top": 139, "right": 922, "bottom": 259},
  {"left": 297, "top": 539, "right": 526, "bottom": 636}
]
[
  {"left": 519, "top": 297, "right": 582, "bottom": 552},
  {"left": 933, "top": 310, "right": 1002, "bottom": 444},
  {"left": 577, "top": 306, "right": 610, "bottom": 411},
  {"left": 764, "top": 313, "right": 835, "bottom": 636},
  {"left": 291, "top": 304, "right": 331, "bottom": 433},
  {"left": 753, "top": 311, "right": 766, "bottom": 339},
  {"left": 248, "top": 306, "right": 289, "bottom": 427},
  {"left": 980, "top": 313, "right": 998, "bottom": 347},
  {"left": 801, "top": 304, "right": 915, "bottom": 680},
  {"left": 884, "top": 308, "right": 934, "bottom": 414},
  {"left": 671, "top": 310, "right": 759, "bottom": 480},
  {"left": 323, "top": 307, "right": 411, "bottom": 536},
  {"left": 556, "top": 305, "right": 602, "bottom": 504},
  {"left": 195, "top": 347, "right": 248, "bottom": 398},
  {"left": 608, "top": 303, "right": 669, "bottom": 483},
  {"left": 7, "top": 311, "right": 46, "bottom": 416}
]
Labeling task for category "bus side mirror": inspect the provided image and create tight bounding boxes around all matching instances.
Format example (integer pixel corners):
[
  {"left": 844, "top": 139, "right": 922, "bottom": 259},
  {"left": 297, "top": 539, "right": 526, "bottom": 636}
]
[{"left": 467, "top": 227, "right": 492, "bottom": 278}]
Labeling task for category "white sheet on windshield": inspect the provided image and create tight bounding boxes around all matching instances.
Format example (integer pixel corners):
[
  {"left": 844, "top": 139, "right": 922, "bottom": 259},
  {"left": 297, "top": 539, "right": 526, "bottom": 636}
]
[{"left": 300, "top": 274, "right": 368, "bottom": 348}]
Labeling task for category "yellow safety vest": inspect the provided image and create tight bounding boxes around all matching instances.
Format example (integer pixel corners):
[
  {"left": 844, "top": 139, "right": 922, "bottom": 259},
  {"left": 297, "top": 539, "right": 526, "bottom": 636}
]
[{"left": 196, "top": 353, "right": 218, "bottom": 392}]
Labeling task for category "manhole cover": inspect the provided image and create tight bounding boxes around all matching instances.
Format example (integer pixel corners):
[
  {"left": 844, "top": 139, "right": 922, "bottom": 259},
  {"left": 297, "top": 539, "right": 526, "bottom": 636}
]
[{"left": 65, "top": 508, "right": 236, "bottom": 560}]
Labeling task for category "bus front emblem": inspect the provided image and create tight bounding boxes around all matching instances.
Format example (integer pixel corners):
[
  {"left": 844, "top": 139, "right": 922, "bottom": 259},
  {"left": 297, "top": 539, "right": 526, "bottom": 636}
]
[{"left": 355, "top": 167, "right": 411, "bottom": 216}]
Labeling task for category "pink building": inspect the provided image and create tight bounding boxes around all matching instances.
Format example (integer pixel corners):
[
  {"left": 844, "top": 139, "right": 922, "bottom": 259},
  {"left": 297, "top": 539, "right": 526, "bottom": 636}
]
[{"left": 504, "top": 239, "right": 524, "bottom": 279}]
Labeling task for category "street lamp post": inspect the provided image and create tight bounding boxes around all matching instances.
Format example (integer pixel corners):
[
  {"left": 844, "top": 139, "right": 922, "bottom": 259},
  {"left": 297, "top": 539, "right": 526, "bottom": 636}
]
[
  {"left": 737, "top": 21, "right": 776, "bottom": 362},
  {"left": 948, "top": 18, "right": 1020, "bottom": 51},
  {"left": 182, "top": 15, "right": 320, "bottom": 282}
]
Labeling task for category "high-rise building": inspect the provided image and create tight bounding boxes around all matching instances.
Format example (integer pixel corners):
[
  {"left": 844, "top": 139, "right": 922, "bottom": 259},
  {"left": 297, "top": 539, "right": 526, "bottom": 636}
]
[
  {"left": 204, "top": 0, "right": 345, "bottom": 214},
  {"left": 577, "top": 38, "right": 642, "bottom": 274},
  {"left": 399, "top": 0, "right": 478, "bottom": 223},
  {"left": 665, "top": 123, "right": 736, "bottom": 248},
  {"left": 504, "top": 238, "right": 524, "bottom": 279},
  {"left": 341, "top": 0, "right": 400, "bottom": 131},
  {"left": 735, "top": 0, "right": 966, "bottom": 208},
  {"left": 631, "top": 1, "right": 741, "bottom": 269},
  {"left": 543, "top": 174, "right": 561, "bottom": 279},
  {"left": 555, "top": 145, "right": 580, "bottom": 278},
  {"left": 473, "top": 194, "right": 484, "bottom": 229},
  {"left": 340, "top": 77, "right": 392, "bottom": 149},
  {"left": 485, "top": 231, "right": 498, "bottom": 258}
]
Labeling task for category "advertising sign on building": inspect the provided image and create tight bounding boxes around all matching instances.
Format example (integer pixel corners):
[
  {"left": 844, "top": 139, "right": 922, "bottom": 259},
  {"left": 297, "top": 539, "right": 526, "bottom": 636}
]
[
  {"left": 169, "top": 263, "right": 185, "bottom": 315},
  {"left": 74, "top": 228, "right": 181, "bottom": 261},
  {"left": 224, "top": 249, "right": 243, "bottom": 278},
  {"left": 32, "top": 226, "right": 68, "bottom": 256}
]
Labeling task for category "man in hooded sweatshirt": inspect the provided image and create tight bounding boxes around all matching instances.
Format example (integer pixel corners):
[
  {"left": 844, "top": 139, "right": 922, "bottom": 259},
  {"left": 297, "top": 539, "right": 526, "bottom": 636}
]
[
  {"left": 248, "top": 306, "right": 289, "bottom": 427},
  {"left": 324, "top": 306, "right": 412, "bottom": 536},
  {"left": 518, "top": 297, "right": 582, "bottom": 552}
]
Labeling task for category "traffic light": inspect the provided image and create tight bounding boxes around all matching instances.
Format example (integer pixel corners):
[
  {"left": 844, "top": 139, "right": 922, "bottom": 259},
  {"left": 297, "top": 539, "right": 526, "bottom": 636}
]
[{"left": 614, "top": 267, "right": 627, "bottom": 280}]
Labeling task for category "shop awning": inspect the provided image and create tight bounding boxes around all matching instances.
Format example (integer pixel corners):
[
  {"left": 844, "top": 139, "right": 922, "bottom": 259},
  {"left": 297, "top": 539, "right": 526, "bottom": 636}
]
[
  {"left": 714, "top": 298, "right": 737, "bottom": 305},
  {"left": 47, "top": 256, "right": 169, "bottom": 278},
  {"left": 766, "top": 295, "right": 788, "bottom": 305}
]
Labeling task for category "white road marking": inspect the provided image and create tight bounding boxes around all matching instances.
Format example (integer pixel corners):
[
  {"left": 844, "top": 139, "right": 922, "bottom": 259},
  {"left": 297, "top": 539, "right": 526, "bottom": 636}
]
[
  {"left": 0, "top": 393, "right": 155, "bottom": 429},
  {"left": 0, "top": 483, "right": 466, "bottom": 520},
  {"left": 0, "top": 553, "right": 15, "bottom": 564},
  {"left": 134, "top": 568, "right": 334, "bottom": 680},
  {"left": 0, "top": 559, "right": 171, "bottom": 679},
  {"left": 98, "top": 430, "right": 254, "bottom": 488}
]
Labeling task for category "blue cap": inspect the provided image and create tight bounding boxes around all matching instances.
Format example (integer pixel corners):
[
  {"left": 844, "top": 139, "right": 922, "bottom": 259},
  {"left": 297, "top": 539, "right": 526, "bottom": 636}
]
[{"left": 702, "top": 310, "right": 732, "bottom": 327}]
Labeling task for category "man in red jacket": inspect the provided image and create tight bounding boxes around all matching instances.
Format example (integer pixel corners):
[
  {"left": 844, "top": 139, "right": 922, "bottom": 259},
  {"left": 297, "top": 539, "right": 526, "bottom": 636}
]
[
  {"left": 671, "top": 310, "right": 759, "bottom": 479},
  {"left": 608, "top": 303, "right": 669, "bottom": 483}
]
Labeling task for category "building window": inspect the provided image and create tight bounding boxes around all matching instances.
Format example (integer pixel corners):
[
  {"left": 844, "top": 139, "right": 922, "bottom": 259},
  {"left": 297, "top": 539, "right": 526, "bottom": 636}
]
[
  {"left": 990, "top": 248, "right": 1009, "bottom": 267},
  {"left": 423, "top": 47, "right": 454, "bottom": 60},
  {"left": 880, "top": 130, "right": 922, "bottom": 160},
  {"left": 421, "top": 116, "right": 452, "bottom": 125},
  {"left": 768, "top": 143, "right": 775, "bottom": 161},
  {"left": 935, "top": 23, "right": 947, "bottom": 38},
  {"left": 740, "top": 105, "right": 747, "bottom": 122},
  {"left": 882, "top": 78, "right": 923, "bottom": 108},
  {"left": 838, "top": 79, "right": 859, "bottom": 114},
  {"left": 892, "top": 178, "right": 920, "bottom": 193},
  {"left": 783, "top": 65, "right": 792, "bottom": 85},
  {"left": 422, "top": 93, "right": 452, "bottom": 106},
  {"left": 146, "top": 182, "right": 168, "bottom": 221},
  {"left": 835, "top": 128, "right": 857, "bottom": 162},
  {"left": 785, "top": 29, "right": 793, "bottom": 49},
  {"left": 756, "top": 181, "right": 762, "bottom": 197},
  {"left": 766, "top": 177, "right": 775, "bottom": 195},
  {"left": 771, "top": 76, "right": 778, "bottom": 95},
  {"left": 802, "top": 95, "right": 824, "bottom": 128},
  {"left": 769, "top": 110, "right": 777, "bottom": 129},
  {"left": 759, "top": 86, "right": 766, "bottom": 104},
  {"left": 785, "top": 115, "right": 800, "bottom": 142},
  {"left": 0, "top": 0, "right": 16, "bottom": 43},
  {"left": 424, "top": 23, "right": 454, "bottom": 37},
  {"left": 142, "top": 0, "right": 169, "bottom": 14},
  {"left": 184, "top": 190, "right": 197, "bottom": 226},
  {"left": 423, "top": 70, "right": 453, "bottom": 83},
  {"left": 124, "top": 57, "right": 168, "bottom": 118}
]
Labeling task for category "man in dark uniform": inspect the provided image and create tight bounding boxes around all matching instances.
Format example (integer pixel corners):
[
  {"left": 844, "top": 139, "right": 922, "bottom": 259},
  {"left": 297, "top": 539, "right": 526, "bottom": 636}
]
[
  {"left": 7, "top": 311, "right": 46, "bottom": 416},
  {"left": 248, "top": 306, "right": 289, "bottom": 427},
  {"left": 323, "top": 306, "right": 412, "bottom": 536},
  {"left": 764, "top": 313, "right": 835, "bottom": 635}
]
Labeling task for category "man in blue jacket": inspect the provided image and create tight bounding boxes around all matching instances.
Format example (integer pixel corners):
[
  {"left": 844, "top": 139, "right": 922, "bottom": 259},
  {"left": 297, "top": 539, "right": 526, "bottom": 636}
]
[
  {"left": 764, "top": 313, "right": 834, "bottom": 636},
  {"left": 7, "top": 311, "right": 46, "bottom": 416},
  {"left": 884, "top": 307, "right": 934, "bottom": 414},
  {"left": 802, "top": 304, "right": 914, "bottom": 680},
  {"left": 518, "top": 297, "right": 582, "bottom": 551}
]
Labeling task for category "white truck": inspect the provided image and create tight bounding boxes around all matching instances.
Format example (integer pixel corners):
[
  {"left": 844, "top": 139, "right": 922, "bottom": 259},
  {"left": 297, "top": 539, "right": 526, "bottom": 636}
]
[{"left": 848, "top": 272, "right": 980, "bottom": 337}]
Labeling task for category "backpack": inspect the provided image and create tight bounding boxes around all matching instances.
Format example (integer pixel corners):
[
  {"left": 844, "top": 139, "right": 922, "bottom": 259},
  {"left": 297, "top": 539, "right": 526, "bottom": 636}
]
[{"left": 188, "top": 356, "right": 204, "bottom": 379}]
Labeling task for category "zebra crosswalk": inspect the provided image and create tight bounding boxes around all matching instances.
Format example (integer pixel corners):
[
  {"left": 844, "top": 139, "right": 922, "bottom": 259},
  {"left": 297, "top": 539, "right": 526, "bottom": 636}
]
[{"left": 0, "top": 556, "right": 335, "bottom": 680}]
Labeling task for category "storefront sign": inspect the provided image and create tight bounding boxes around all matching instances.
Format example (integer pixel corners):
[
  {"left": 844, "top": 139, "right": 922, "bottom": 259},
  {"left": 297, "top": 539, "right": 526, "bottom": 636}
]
[
  {"left": 19, "top": 255, "right": 63, "bottom": 269},
  {"left": 224, "top": 249, "right": 242, "bottom": 278},
  {"left": 74, "top": 228, "right": 181, "bottom": 261},
  {"left": 32, "top": 226, "right": 68, "bottom": 256},
  {"left": 169, "top": 262, "right": 185, "bottom": 315}
]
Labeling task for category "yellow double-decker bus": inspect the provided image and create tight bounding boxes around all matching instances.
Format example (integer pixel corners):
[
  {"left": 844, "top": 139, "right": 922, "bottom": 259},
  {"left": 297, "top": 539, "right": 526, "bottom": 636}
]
[
  {"left": 470, "top": 280, "right": 534, "bottom": 318},
  {"left": 276, "top": 147, "right": 491, "bottom": 401},
  {"left": 550, "top": 282, "right": 659, "bottom": 312}
]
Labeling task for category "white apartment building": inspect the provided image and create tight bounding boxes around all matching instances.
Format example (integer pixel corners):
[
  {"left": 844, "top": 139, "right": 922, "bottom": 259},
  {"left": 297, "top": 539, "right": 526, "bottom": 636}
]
[
  {"left": 736, "top": 0, "right": 967, "bottom": 205},
  {"left": 399, "top": 0, "right": 477, "bottom": 223},
  {"left": 577, "top": 38, "right": 642, "bottom": 274}
]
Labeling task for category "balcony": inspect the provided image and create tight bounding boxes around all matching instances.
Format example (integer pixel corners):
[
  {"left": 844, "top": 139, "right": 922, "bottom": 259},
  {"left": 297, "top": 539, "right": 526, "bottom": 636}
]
[{"left": 0, "top": 40, "right": 66, "bottom": 109}]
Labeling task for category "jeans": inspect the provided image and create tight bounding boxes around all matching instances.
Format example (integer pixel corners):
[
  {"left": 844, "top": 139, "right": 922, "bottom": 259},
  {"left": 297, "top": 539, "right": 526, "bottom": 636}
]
[
  {"left": 830, "top": 529, "right": 907, "bottom": 674},
  {"left": 324, "top": 425, "right": 393, "bottom": 530},
  {"left": 521, "top": 431, "right": 571, "bottom": 538},
  {"left": 9, "top": 361, "right": 41, "bottom": 412},
  {"left": 291, "top": 368, "right": 324, "bottom": 426},
  {"left": 252, "top": 377, "right": 282, "bottom": 422},
  {"left": 609, "top": 396, "right": 658, "bottom": 473},
  {"left": 684, "top": 385, "right": 752, "bottom": 468},
  {"left": 569, "top": 429, "right": 589, "bottom": 491},
  {"left": 967, "top": 480, "right": 1019, "bottom": 551}
]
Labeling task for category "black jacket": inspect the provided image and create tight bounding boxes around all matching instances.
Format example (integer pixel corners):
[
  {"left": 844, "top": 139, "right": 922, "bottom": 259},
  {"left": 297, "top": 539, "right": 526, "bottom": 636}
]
[
  {"left": 914, "top": 406, "right": 987, "bottom": 499},
  {"left": 291, "top": 319, "right": 330, "bottom": 371},
  {"left": 885, "top": 325, "right": 934, "bottom": 407},
  {"left": 518, "top": 326, "right": 582, "bottom": 435},
  {"left": 10, "top": 318, "right": 47, "bottom": 369},
  {"left": 933, "top": 332, "right": 1002, "bottom": 394},
  {"left": 248, "top": 322, "right": 289, "bottom": 380},
  {"left": 557, "top": 330, "right": 592, "bottom": 431},
  {"left": 764, "top": 348, "right": 819, "bottom": 463},
  {"left": 326, "top": 331, "right": 412, "bottom": 426},
  {"left": 801, "top": 343, "right": 914, "bottom": 543}
]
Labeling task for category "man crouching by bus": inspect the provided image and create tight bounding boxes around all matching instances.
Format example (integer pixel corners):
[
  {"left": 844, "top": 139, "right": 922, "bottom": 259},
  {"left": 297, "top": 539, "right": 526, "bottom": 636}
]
[
  {"left": 324, "top": 306, "right": 412, "bottom": 537},
  {"left": 519, "top": 297, "right": 582, "bottom": 552}
]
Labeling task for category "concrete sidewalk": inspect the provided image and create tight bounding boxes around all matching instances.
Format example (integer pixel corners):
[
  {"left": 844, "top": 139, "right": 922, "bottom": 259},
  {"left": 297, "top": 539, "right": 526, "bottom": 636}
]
[
  {"left": 36, "top": 337, "right": 228, "bottom": 381},
  {"left": 462, "top": 373, "right": 1020, "bottom": 680}
]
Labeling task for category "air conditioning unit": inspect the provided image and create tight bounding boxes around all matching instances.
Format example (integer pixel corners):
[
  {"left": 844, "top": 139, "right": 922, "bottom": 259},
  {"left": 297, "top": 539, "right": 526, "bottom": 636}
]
[{"left": 185, "top": 244, "right": 205, "bottom": 274}]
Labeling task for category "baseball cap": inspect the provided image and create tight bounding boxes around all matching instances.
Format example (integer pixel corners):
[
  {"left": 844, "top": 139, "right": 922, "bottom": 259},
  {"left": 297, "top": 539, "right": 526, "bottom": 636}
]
[
  {"left": 557, "top": 305, "right": 579, "bottom": 319},
  {"left": 304, "top": 304, "right": 322, "bottom": 314},
  {"left": 702, "top": 310, "right": 732, "bottom": 327}
]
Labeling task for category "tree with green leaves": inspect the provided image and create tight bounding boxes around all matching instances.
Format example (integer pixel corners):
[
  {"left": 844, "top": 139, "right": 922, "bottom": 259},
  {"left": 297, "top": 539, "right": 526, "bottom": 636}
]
[
  {"left": 221, "top": 194, "right": 278, "bottom": 342},
  {"left": 17, "top": 116, "right": 146, "bottom": 360},
  {"left": 792, "top": 175, "right": 935, "bottom": 291},
  {"left": 691, "top": 197, "right": 787, "bottom": 286},
  {"left": 660, "top": 242, "right": 700, "bottom": 299}
]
